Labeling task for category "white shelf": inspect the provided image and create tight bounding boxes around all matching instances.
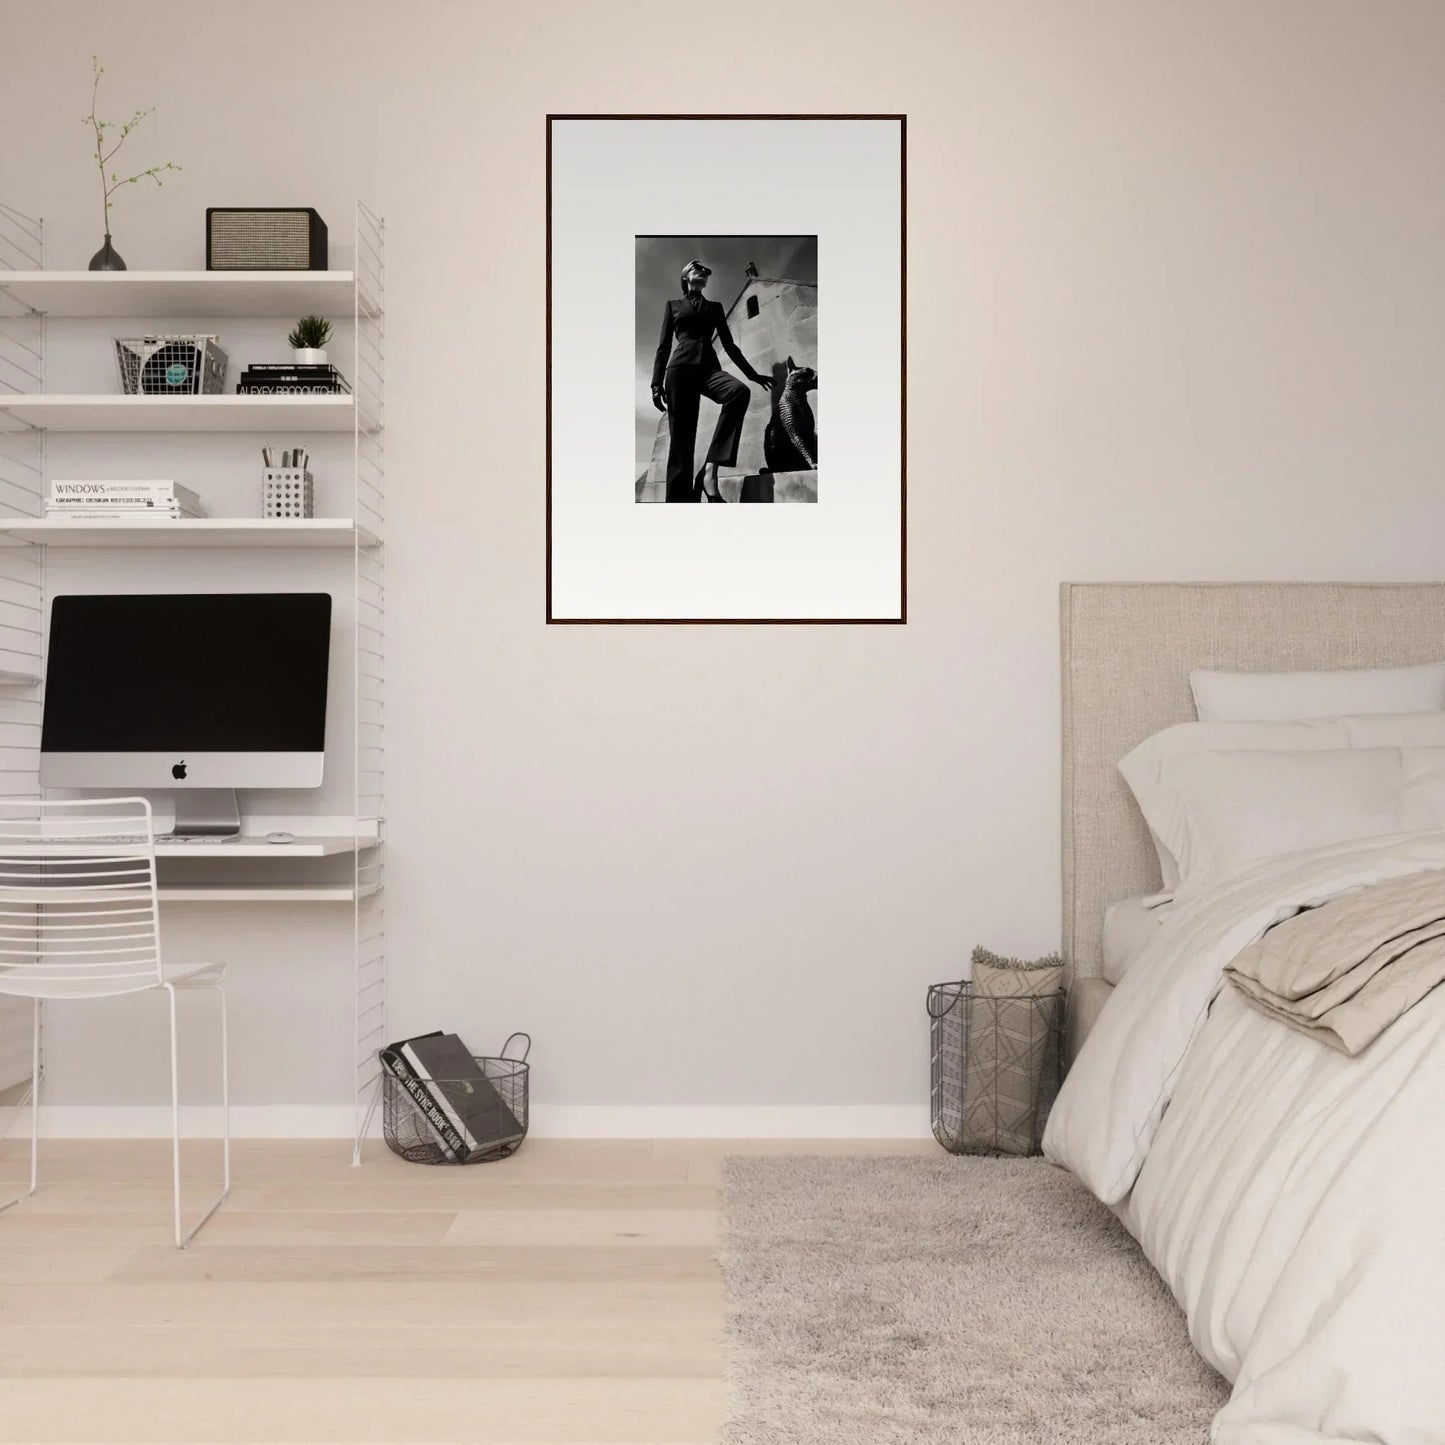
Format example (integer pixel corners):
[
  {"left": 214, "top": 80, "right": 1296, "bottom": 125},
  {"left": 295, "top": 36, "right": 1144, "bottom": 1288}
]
[
  {"left": 0, "top": 394, "right": 358, "bottom": 433},
  {"left": 157, "top": 835, "right": 365, "bottom": 858},
  {"left": 0, "top": 198, "right": 386, "bottom": 1164},
  {"left": 157, "top": 883, "right": 377, "bottom": 904},
  {"left": 0, "top": 835, "right": 365, "bottom": 859},
  {"left": 0, "top": 270, "right": 371, "bottom": 319},
  {"left": 0, "top": 517, "right": 377, "bottom": 549}
]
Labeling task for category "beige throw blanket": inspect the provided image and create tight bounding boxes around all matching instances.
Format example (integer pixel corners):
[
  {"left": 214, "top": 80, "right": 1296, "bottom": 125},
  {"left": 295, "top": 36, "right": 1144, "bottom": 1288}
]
[{"left": 1225, "top": 867, "right": 1445, "bottom": 1054}]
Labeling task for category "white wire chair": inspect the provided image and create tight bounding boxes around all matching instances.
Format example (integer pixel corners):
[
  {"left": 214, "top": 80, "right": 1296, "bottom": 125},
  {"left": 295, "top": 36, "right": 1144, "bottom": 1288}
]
[{"left": 0, "top": 797, "right": 229, "bottom": 1247}]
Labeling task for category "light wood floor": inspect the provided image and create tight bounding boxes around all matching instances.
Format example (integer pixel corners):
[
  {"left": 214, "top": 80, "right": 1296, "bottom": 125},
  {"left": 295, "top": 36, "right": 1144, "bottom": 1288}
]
[{"left": 0, "top": 1137, "right": 934, "bottom": 1444}]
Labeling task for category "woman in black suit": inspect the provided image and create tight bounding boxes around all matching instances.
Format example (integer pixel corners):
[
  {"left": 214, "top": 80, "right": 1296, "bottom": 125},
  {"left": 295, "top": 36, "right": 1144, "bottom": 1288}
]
[{"left": 651, "top": 260, "right": 773, "bottom": 502}]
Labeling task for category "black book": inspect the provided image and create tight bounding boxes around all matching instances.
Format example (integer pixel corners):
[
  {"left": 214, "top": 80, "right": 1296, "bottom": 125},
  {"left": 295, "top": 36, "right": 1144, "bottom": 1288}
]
[
  {"left": 238, "top": 374, "right": 351, "bottom": 392},
  {"left": 400, "top": 1033, "right": 525, "bottom": 1159},
  {"left": 380, "top": 1033, "right": 464, "bottom": 1159},
  {"left": 237, "top": 382, "right": 350, "bottom": 394},
  {"left": 244, "top": 362, "right": 345, "bottom": 375}
]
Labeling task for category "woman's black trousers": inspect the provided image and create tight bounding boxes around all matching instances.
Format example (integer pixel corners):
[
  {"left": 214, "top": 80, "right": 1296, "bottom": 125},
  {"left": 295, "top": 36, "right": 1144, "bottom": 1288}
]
[{"left": 663, "top": 366, "right": 751, "bottom": 502}]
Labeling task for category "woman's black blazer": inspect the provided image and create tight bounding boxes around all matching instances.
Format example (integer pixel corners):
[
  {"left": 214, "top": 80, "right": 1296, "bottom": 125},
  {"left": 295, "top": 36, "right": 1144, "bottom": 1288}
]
[{"left": 650, "top": 297, "right": 758, "bottom": 390}]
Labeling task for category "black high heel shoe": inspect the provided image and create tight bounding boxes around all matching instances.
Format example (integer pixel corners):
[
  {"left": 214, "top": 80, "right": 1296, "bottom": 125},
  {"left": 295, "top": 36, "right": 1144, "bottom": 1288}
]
[{"left": 695, "top": 465, "right": 727, "bottom": 502}]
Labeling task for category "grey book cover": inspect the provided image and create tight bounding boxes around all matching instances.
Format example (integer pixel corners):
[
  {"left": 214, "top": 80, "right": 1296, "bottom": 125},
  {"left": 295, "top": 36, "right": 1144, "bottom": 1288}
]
[{"left": 400, "top": 1032, "right": 524, "bottom": 1157}]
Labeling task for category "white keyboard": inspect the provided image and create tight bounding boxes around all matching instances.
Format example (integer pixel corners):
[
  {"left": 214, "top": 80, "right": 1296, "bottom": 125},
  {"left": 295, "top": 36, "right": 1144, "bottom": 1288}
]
[{"left": 50, "top": 834, "right": 237, "bottom": 845}]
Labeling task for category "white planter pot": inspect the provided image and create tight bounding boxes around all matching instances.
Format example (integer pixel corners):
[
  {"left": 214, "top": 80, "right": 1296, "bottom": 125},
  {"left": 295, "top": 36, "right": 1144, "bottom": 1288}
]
[{"left": 294, "top": 348, "right": 328, "bottom": 365}]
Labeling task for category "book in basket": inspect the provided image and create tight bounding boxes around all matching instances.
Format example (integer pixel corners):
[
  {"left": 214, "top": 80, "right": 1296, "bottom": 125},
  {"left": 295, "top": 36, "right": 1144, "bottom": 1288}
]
[
  {"left": 379, "top": 1034, "right": 463, "bottom": 1160},
  {"left": 389, "top": 1031, "right": 525, "bottom": 1160}
]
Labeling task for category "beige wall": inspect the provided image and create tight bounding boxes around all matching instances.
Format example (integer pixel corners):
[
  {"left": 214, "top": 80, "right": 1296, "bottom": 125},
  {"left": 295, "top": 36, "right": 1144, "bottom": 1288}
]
[{"left": 4, "top": 0, "right": 1444, "bottom": 1127}]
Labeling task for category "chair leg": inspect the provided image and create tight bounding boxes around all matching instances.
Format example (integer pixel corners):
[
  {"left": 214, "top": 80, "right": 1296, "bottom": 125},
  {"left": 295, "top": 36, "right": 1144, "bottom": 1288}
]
[
  {"left": 28, "top": 996, "right": 39, "bottom": 1196},
  {"left": 217, "top": 984, "right": 230, "bottom": 1198},
  {"left": 0, "top": 998, "right": 41, "bottom": 1215},
  {"left": 164, "top": 982, "right": 230, "bottom": 1249}
]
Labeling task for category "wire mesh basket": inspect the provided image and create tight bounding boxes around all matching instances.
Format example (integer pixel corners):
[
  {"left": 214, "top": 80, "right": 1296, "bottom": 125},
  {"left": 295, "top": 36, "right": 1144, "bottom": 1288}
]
[
  {"left": 114, "top": 334, "right": 228, "bottom": 395},
  {"left": 928, "top": 981, "right": 1063, "bottom": 1156},
  {"left": 381, "top": 1033, "right": 530, "bottom": 1165}
]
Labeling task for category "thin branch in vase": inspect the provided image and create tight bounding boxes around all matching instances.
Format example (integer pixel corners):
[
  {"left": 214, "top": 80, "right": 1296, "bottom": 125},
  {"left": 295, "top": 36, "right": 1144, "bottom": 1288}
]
[{"left": 82, "top": 55, "right": 181, "bottom": 237}]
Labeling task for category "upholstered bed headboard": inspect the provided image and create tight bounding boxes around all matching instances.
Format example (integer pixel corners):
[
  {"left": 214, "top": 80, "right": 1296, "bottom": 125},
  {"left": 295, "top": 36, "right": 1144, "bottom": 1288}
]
[{"left": 1061, "top": 581, "right": 1445, "bottom": 980}]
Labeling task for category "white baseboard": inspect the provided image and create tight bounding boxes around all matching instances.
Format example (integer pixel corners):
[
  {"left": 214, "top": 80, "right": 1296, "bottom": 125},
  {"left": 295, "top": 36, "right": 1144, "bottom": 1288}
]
[
  {"left": 28, "top": 1106, "right": 363, "bottom": 1139},
  {"left": 530, "top": 1106, "right": 931, "bottom": 1139},
  {"left": 18, "top": 1104, "right": 932, "bottom": 1140}
]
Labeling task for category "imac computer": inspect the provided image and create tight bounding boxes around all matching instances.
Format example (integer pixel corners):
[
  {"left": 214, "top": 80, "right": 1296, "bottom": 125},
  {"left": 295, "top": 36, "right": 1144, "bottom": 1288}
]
[{"left": 40, "top": 592, "right": 332, "bottom": 836}]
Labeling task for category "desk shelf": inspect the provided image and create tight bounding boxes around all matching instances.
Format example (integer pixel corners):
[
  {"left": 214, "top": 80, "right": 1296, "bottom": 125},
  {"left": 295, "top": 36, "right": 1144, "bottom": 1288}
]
[
  {"left": 158, "top": 882, "right": 380, "bottom": 903},
  {"left": 0, "top": 518, "right": 378, "bottom": 549},
  {"left": 157, "top": 835, "right": 366, "bottom": 859},
  {"left": 1, "top": 835, "right": 371, "bottom": 859}
]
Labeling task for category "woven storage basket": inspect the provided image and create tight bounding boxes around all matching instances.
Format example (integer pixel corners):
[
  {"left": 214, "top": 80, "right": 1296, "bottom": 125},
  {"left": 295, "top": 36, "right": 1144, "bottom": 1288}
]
[{"left": 928, "top": 980, "right": 1063, "bottom": 1156}]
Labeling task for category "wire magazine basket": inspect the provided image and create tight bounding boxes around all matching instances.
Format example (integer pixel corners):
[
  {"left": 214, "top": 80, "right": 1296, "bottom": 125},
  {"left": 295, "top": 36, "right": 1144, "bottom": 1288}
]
[
  {"left": 114, "top": 334, "right": 228, "bottom": 395},
  {"left": 382, "top": 1033, "right": 530, "bottom": 1165},
  {"left": 928, "top": 981, "right": 1063, "bottom": 1157}
]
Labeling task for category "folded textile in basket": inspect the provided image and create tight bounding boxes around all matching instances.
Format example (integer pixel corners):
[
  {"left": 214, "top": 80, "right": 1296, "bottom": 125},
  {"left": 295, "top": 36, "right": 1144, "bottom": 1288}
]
[
  {"left": 1225, "top": 866, "right": 1445, "bottom": 1054},
  {"left": 959, "top": 948, "right": 1065, "bottom": 1155}
]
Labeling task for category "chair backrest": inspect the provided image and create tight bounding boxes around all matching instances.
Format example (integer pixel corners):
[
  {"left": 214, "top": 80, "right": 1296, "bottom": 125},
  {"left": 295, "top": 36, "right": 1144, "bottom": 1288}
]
[{"left": 0, "top": 797, "right": 162, "bottom": 999}]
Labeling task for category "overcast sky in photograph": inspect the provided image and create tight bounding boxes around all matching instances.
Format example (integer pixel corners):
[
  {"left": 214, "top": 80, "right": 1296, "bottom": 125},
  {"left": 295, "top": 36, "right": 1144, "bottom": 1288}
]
[{"left": 635, "top": 235, "right": 817, "bottom": 476}]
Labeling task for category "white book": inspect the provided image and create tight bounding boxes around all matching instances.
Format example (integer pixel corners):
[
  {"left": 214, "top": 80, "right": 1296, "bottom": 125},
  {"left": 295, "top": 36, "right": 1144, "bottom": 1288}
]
[
  {"left": 51, "top": 479, "right": 177, "bottom": 492},
  {"left": 50, "top": 496, "right": 170, "bottom": 505},
  {"left": 48, "top": 498, "right": 191, "bottom": 508},
  {"left": 45, "top": 501, "right": 205, "bottom": 514},
  {"left": 44, "top": 508, "right": 200, "bottom": 521},
  {"left": 48, "top": 498, "right": 205, "bottom": 517},
  {"left": 50, "top": 480, "right": 202, "bottom": 511}
]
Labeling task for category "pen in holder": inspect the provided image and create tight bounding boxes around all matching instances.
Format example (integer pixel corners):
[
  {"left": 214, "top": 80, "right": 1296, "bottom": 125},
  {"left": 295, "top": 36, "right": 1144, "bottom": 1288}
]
[{"left": 262, "top": 467, "right": 314, "bottom": 519}]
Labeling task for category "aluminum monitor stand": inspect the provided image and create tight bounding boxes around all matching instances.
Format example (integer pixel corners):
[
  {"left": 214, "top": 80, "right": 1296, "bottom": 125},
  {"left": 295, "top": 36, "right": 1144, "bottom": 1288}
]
[{"left": 170, "top": 789, "right": 241, "bottom": 837}]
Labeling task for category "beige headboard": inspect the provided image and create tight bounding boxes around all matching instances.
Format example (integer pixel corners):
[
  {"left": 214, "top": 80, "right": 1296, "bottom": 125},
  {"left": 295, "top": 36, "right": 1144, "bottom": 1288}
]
[{"left": 1061, "top": 581, "right": 1445, "bottom": 980}]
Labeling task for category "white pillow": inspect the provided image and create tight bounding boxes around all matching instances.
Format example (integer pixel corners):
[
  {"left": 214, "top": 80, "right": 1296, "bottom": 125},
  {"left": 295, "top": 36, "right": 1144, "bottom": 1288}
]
[
  {"left": 1127, "top": 744, "right": 1445, "bottom": 901},
  {"left": 1190, "top": 661, "right": 1445, "bottom": 722},
  {"left": 1119, "top": 713, "right": 1445, "bottom": 897}
]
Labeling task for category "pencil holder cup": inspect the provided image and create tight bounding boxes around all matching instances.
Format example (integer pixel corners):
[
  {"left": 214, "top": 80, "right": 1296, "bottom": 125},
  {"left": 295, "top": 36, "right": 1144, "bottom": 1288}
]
[{"left": 262, "top": 468, "right": 314, "bottom": 519}]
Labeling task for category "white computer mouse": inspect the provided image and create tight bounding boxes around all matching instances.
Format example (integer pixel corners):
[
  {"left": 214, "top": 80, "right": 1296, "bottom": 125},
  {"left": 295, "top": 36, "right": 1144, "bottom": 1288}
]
[{"left": 266, "top": 831, "right": 296, "bottom": 845}]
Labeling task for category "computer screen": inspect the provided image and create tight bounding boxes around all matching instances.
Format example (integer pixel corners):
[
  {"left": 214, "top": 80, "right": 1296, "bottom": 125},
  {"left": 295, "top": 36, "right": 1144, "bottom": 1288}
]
[{"left": 41, "top": 593, "right": 332, "bottom": 789}]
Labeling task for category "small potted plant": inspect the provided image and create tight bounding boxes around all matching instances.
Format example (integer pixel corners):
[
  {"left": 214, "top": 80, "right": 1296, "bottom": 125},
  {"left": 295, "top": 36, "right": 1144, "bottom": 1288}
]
[{"left": 288, "top": 315, "right": 332, "bottom": 365}]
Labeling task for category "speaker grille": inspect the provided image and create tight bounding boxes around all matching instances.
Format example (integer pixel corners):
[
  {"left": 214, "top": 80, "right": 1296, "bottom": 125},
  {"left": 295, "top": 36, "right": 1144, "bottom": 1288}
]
[{"left": 207, "top": 209, "right": 326, "bottom": 270}]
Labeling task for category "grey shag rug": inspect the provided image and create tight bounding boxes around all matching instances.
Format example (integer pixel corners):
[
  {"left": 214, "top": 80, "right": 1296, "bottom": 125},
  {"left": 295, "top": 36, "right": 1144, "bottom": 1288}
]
[{"left": 720, "top": 1155, "right": 1229, "bottom": 1443}]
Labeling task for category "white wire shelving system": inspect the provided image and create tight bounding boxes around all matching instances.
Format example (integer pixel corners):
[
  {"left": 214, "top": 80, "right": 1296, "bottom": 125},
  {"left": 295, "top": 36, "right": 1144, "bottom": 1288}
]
[{"left": 0, "top": 200, "right": 386, "bottom": 1162}]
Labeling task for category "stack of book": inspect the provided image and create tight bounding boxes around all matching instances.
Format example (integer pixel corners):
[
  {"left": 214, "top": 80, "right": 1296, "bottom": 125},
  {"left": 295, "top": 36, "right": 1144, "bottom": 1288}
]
[
  {"left": 47, "top": 480, "right": 205, "bottom": 520},
  {"left": 381, "top": 1031, "right": 526, "bottom": 1163},
  {"left": 236, "top": 363, "right": 351, "bottom": 396}
]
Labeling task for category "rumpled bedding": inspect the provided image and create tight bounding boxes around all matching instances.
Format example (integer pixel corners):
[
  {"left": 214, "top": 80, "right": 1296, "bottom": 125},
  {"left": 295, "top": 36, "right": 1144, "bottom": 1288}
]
[
  {"left": 1225, "top": 866, "right": 1445, "bottom": 1053},
  {"left": 1044, "top": 832, "right": 1445, "bottom": 1444}
]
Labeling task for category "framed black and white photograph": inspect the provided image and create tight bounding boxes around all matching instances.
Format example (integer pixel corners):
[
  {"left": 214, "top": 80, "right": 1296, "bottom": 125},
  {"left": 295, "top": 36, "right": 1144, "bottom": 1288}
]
[{"left": 547, "top": 115, "right": 905, "bottom": 623}]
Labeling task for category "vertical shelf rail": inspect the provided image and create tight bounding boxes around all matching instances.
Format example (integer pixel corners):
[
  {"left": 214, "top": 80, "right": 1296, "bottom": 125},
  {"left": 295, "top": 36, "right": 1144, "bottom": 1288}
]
[
  {"left": 0, "top": 202, "right": 44, "bottom": 1100},
  {"left": 352, "top": 199, "right": 386, "bottom": 1162}
]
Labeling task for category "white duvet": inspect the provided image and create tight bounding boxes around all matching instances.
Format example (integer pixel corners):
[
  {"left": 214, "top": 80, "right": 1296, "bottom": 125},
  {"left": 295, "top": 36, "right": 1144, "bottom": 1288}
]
[{"left": 1044, "top": 832, "right": 1445, "bottom": 1445}]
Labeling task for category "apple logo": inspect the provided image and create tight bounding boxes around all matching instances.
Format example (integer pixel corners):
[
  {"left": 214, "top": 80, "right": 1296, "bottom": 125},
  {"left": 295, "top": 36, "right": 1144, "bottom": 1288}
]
[{"left": 172, "top": 761, "right": 187, "bottom": 780}]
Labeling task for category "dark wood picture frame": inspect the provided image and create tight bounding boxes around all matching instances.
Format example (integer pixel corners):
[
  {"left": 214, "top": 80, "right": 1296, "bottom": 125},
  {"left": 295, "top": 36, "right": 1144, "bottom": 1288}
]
[{"left": 546, "top": 114, "right": 907, "bottom": 625}]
